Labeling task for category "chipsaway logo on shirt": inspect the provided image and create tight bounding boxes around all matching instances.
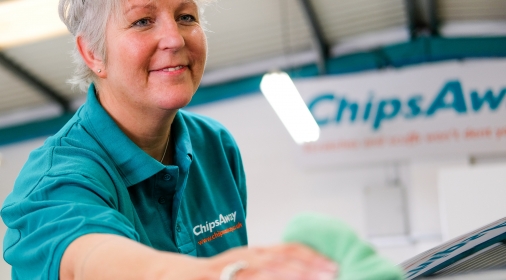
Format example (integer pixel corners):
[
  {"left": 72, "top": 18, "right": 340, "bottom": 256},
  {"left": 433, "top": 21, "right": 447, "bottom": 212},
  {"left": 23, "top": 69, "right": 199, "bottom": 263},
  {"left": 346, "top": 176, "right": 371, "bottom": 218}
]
[{"left": 193, "top": 211, "right": 237, "bottom": 236}]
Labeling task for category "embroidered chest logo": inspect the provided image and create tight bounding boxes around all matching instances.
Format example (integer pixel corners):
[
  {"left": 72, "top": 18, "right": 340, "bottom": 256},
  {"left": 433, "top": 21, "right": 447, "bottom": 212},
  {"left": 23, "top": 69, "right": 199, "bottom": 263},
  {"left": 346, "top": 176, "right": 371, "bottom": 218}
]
[{"left": 193, "top": 211, "right": 243, "bottom": 245}]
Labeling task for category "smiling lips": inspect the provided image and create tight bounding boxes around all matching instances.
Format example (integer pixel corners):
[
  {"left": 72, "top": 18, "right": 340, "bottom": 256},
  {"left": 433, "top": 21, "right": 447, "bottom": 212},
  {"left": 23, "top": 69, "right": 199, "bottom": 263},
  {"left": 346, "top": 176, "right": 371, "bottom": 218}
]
[
  {"left": 162, "top": 65, "right": 184, "bottom": 72},
  {"left": 151, "top": 65, "right": 187, "bottom": 73}
]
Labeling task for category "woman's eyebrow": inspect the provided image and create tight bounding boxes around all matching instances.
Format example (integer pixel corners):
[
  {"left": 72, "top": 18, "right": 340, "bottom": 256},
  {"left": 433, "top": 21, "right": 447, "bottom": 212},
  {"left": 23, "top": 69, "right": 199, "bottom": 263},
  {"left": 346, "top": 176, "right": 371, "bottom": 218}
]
[
  {"left": 124, "top": 1, "right": 196, "bottom": 14},
  {"left": 125, "top": 3, "right": 157, "bottom": 14}
]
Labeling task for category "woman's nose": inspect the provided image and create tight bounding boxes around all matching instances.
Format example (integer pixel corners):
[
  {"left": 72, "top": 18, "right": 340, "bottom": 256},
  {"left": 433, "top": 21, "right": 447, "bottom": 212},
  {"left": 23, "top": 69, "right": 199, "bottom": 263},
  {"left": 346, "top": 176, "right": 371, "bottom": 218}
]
[{"left": 158, "top": 19, "right": 185, "bottom": 51}]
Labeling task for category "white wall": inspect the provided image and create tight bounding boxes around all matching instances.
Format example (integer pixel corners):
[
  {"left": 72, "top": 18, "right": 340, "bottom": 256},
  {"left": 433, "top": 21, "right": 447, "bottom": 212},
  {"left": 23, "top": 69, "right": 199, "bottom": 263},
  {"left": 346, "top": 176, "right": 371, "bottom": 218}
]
[{"left": 438, "top": 163, "right": 506, "bottom": 241}]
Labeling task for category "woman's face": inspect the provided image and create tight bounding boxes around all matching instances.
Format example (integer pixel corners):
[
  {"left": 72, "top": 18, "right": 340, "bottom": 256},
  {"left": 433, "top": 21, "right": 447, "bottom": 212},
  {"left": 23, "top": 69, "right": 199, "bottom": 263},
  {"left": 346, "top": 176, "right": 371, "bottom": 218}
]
[{"left": 101, "top": 0, "right": 207, "bottom": 111}]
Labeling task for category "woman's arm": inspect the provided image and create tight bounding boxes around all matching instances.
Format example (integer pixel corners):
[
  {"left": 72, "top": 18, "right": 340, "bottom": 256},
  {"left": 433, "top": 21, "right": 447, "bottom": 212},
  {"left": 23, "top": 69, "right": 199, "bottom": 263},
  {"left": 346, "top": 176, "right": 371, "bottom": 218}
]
[
  {"left": 60, "top": 234, "right": 202, "bottom": 280},
  {"left": 60, "top": 234, "right": 337, "bottom": 280}
]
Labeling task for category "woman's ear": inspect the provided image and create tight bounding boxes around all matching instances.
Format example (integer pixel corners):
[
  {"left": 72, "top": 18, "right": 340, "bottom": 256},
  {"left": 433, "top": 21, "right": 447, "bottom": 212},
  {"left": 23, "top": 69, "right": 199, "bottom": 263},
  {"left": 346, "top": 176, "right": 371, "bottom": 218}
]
[{"left": 76, "top": 36, "right": 106, "bottom": 78}]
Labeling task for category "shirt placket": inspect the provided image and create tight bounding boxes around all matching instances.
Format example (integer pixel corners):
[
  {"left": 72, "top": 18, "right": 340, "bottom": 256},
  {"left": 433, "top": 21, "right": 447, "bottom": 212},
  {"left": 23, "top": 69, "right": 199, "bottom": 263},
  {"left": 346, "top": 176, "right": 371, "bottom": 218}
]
[
  {"left": 155, "top": 168, "right": 178, "bottom": 242},
  {"left": 172, "top": 154, "right": 196, "bottom": 256}
]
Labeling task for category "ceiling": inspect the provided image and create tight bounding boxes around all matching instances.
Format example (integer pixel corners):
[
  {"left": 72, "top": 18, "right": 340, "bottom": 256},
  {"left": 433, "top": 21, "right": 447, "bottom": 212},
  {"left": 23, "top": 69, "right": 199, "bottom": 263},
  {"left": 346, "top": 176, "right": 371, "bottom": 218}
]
[{"left": 1, "top": 0, "right": 506, "bottom": 128}]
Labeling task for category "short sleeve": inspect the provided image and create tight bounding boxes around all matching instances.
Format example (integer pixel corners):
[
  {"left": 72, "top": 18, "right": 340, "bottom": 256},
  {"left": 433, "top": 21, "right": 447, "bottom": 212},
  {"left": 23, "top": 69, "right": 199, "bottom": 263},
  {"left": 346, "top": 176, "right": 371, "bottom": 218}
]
[{"left": 1, "top": 149, "right": 139, "bottom": 280}]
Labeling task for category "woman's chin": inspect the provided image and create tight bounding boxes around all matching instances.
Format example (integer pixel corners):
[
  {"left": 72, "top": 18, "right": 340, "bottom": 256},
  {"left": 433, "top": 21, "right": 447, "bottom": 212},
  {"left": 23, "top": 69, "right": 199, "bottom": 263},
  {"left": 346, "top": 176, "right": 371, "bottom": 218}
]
[{"left": 156, "top": 96, "right": 194, "bottom": 111}]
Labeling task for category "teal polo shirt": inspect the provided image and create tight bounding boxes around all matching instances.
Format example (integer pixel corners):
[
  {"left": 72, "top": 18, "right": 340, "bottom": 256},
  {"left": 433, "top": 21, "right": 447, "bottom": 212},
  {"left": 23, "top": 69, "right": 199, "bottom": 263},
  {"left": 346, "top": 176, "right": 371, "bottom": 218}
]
[{"left": 1, "top": 84, "right": 248, "bottom": 280}]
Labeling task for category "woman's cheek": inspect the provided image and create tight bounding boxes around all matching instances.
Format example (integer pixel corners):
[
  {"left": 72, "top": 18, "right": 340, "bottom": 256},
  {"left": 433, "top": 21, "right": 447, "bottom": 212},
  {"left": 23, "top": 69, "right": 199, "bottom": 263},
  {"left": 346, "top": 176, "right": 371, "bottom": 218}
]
[{"left": 189, "top": 28, "right": 207, "bottom": 56}]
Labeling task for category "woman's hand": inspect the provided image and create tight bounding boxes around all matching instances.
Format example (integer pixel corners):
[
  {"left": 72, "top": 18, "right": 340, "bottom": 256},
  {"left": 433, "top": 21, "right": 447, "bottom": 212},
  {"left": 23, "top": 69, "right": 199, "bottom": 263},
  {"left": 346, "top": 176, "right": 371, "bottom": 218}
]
[
  {"left": 200, "top": 244, "right": 338, "bottom": 280},
  {"left": 61, "top": 234, "right": 337, "bottom": 280}
]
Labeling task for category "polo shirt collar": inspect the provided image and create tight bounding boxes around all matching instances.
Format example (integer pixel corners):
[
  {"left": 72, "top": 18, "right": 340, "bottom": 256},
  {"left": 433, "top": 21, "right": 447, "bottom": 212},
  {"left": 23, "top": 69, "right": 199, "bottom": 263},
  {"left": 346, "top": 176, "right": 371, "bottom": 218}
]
[
  {"left": 81, "top": 84, "right": 193, "bottom": 186},
  {"left": 171, "top": 111, "right": 194, "bottom": 175}
]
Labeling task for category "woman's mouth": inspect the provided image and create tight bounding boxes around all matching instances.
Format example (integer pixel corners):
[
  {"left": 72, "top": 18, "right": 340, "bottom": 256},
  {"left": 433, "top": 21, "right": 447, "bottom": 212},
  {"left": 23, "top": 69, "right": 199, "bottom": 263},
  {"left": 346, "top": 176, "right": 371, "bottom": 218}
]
[
  {"left": 150, "top": 65, "right": 188, "bottom": 76},
  {"left": 161, "top": 65, "right": 185, "bottom": 72}
]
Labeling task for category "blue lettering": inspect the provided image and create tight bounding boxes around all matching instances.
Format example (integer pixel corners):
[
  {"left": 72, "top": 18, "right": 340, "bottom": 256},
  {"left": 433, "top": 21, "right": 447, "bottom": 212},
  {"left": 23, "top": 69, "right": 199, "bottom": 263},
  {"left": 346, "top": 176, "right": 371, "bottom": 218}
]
[
  {"left": 363, "top": 95, "right": 374, "bottom": 121},
  {"left": 336, "top": 98, "right": 359, "bottom": 123},
  {"left": 373, "top": 99, "right": 401, "bottom": 130},
  {"left": 405, "top": 95, "right": 424, "bottom": 118},
  {"left": 426, "top": 80, "right": 467, "bottom": 116},
  {"left": 305, "top": 80, "right": 506, "bottom": 132},
  {"left": 308, "top": 94, "right": 335, "bottom": 126},
  {"left": 470, "top": 89, "right": 506, "bottom": 111}
]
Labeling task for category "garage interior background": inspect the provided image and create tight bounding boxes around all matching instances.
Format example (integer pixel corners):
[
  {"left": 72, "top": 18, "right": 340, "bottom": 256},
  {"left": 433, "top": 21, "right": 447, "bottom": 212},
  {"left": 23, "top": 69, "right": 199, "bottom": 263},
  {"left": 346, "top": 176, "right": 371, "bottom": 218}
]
[{"left": 1, "top": 0, "right": 506, "bottom": 277}]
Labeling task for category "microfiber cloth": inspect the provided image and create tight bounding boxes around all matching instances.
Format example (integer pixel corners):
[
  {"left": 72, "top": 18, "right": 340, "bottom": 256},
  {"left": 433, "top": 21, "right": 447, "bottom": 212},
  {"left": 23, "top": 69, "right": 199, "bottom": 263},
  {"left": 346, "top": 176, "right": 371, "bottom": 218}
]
[{"left": 283, "top": 213, "right": 404, "bottom": 280}]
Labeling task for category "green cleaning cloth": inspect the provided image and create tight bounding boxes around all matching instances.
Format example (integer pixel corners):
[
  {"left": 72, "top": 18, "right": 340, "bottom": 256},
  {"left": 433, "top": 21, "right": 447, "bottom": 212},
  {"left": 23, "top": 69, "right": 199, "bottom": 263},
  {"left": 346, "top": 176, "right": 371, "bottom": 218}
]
[{"left": 283, "top": 213, "right": 405, "bottom": 280}]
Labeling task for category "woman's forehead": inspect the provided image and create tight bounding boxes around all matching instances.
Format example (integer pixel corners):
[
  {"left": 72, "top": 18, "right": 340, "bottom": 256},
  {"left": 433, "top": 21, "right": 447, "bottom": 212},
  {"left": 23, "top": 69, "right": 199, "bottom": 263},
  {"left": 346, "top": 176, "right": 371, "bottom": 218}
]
[
  {"left": 117, "top": 0, "right": 199, "bottom": 19},
  {"left": 122, "top": 0, "right": 198, "bottom": 9}
]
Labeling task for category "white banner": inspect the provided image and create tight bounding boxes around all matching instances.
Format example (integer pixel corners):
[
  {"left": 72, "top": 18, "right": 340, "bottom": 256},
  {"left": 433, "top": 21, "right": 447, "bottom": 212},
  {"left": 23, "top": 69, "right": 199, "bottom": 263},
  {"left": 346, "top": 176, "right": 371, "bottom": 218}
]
[{"left": 296, "top": 59, "right": 506, "bottom": 166}]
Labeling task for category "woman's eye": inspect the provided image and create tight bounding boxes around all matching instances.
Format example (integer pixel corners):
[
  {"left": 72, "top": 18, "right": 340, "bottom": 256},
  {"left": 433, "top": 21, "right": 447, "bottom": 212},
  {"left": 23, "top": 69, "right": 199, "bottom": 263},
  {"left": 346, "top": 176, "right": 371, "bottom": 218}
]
[
  {"left": 132, "top": 18, "right": 152, "bottom": 27},
  {"left": 179, "top": 14, "right": 197, "bottom": 23}
]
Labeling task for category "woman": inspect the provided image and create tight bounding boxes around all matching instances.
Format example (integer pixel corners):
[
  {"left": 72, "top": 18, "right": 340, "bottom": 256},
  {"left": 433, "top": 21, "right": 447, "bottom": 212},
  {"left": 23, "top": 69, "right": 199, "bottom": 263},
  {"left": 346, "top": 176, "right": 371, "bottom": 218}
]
[{"left": 1, "top": 0, "right": 337, "bottom": 279}]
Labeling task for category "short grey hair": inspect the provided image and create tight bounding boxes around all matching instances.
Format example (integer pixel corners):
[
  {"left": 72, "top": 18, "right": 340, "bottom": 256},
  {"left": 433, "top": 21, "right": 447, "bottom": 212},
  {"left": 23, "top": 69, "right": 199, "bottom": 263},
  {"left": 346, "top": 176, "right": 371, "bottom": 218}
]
[{"left": 58, "top": 0, "right": 213, "bottom": 93}]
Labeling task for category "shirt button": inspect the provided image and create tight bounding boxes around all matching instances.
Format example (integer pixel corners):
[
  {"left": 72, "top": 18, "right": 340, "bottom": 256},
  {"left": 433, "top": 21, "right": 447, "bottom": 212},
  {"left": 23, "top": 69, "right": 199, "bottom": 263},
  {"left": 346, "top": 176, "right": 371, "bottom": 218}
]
[
  {"left": 158, "top": 197, "right": 166, "bottom": 204},
  {"left": 163, "top": 174, "right": 172, "bottom": 181},
  {"left": 176, "top": 225, "right": 181, "bottom": 232}
]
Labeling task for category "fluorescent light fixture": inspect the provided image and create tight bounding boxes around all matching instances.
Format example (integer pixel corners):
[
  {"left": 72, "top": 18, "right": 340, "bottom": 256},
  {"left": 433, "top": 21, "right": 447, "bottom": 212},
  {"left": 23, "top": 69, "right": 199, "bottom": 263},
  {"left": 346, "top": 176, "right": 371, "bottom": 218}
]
[
  {"left": 0, "top": 0, "right": 69, "bottom": 48},
  {"left": 260, "top": 71, "right": 320, "bottom": 144}
]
